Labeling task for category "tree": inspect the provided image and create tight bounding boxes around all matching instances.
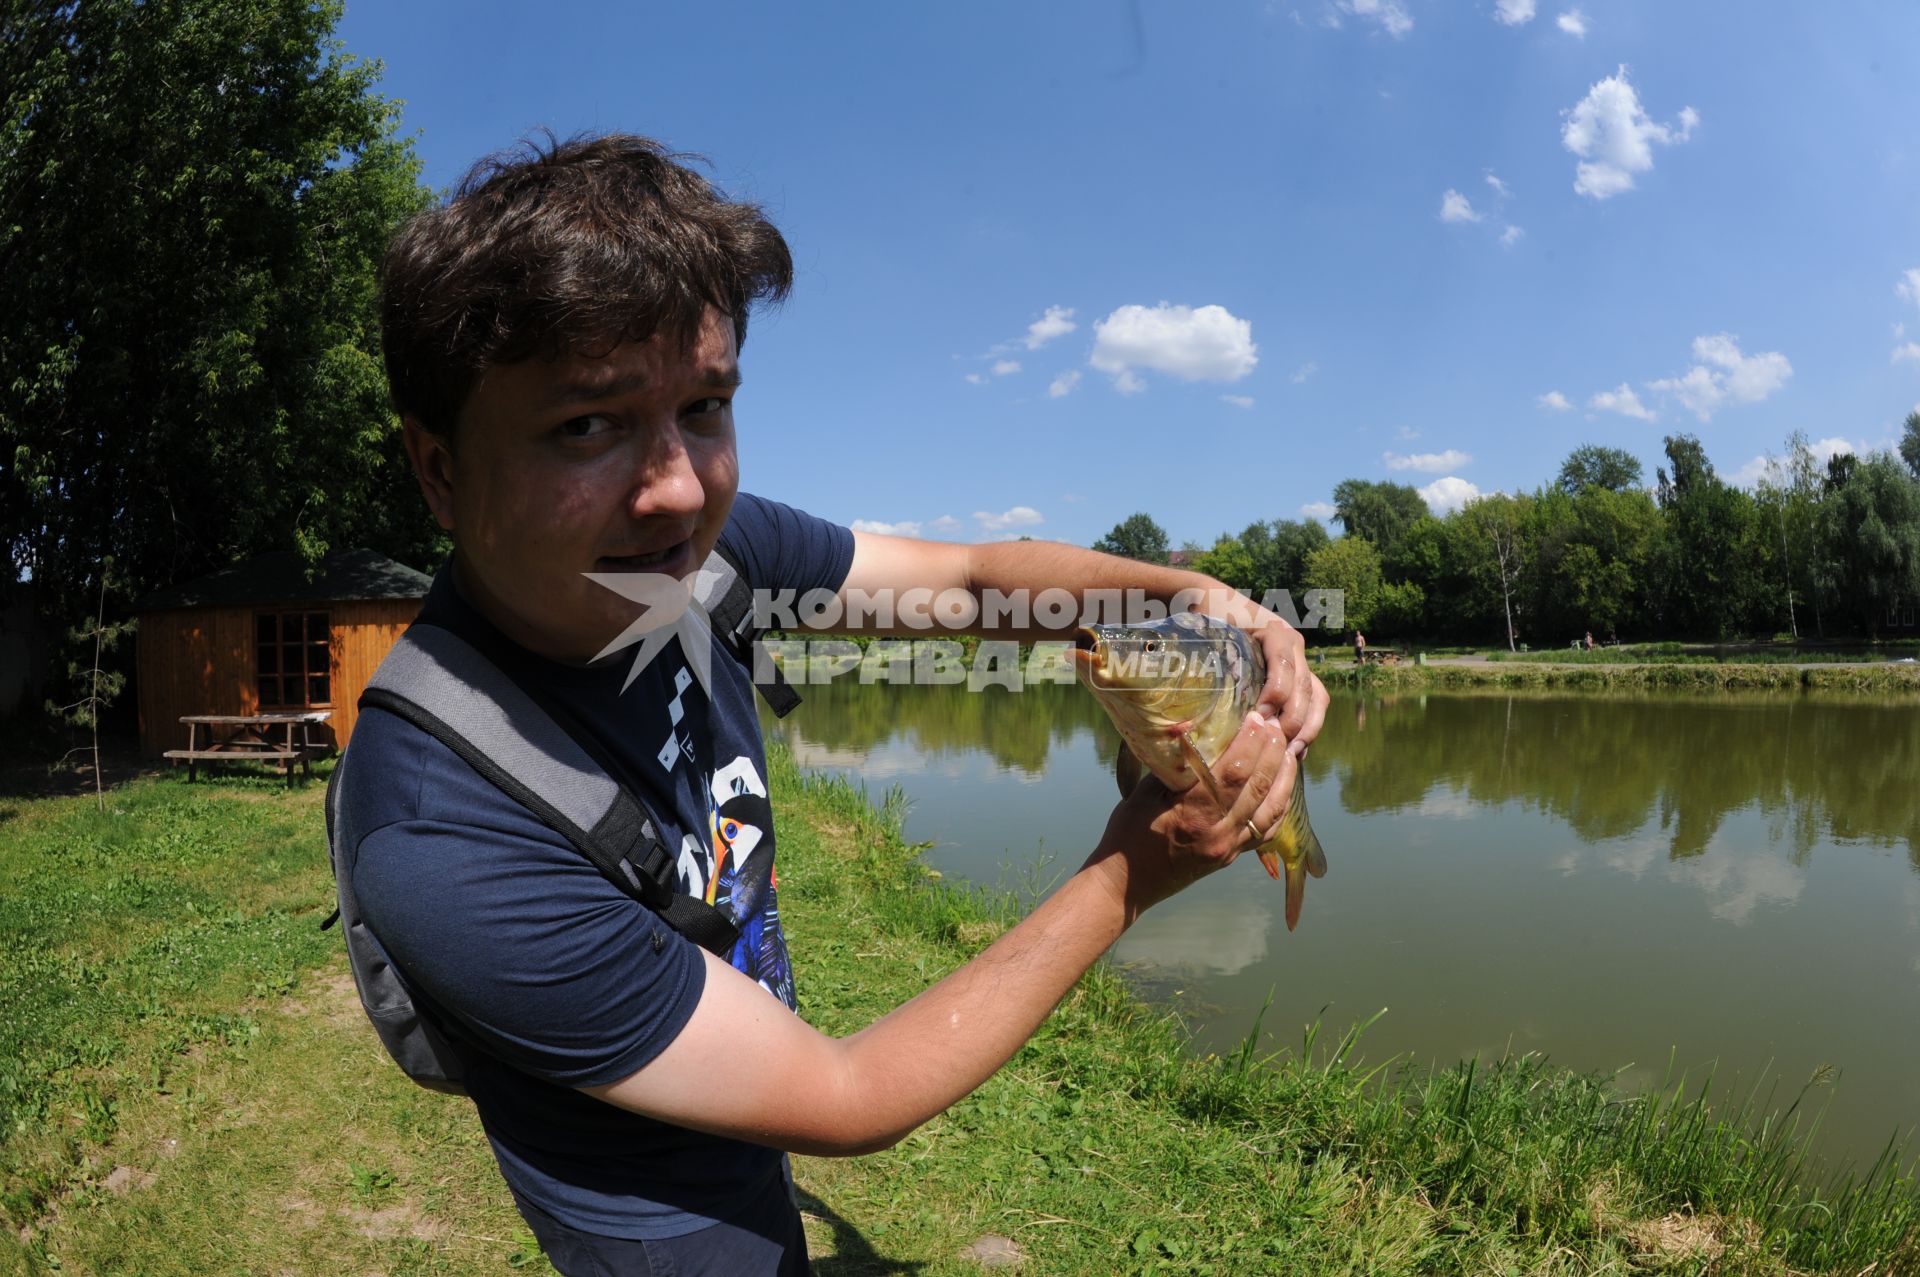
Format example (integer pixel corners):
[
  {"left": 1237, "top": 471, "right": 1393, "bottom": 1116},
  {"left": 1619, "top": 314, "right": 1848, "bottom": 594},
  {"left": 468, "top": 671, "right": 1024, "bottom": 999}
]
[
  {"left": 1330, "top": 479, "right": 1428, "bottom": 562},
  {"left": 1303, "top": 537, "right": 1383, "bottom": 633},
  {"left": 1, "top": 0, "right": 437, "bottom": 720},
  {"left": 1654, "top": 434, "right": 1761, "bottom": 638},
  {"left": 1815, "top": 453, "right": 1920, "bottom": 634},
  {"left": 1190, "top": 534, "right": 1255, "bottom": 592},
  {"left": 1901, "top": 411, "right": 1920, "bottom": 483},
  {"left": 1467, "top": 494, "right": 1532, "bottom": 651},
  {"left": 1091, "top": 513, "right": 1170, "bottom": 565},
  {"left": 1556, "top": 444, "right": 1644, "bottom": 496}
]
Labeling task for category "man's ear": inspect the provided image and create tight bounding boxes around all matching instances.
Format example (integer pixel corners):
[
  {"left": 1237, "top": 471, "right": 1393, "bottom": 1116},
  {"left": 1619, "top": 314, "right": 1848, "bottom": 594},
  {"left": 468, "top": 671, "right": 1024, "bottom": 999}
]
[{"left": 401, "top": 416, "right": 457, "bottom": 532}]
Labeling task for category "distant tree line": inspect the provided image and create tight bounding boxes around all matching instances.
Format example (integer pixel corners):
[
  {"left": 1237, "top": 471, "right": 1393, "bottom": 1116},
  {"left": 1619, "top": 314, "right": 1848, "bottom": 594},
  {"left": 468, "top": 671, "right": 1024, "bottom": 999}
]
[{"left": 1094, "top": 423, "right": 1920, "bottom": 645}]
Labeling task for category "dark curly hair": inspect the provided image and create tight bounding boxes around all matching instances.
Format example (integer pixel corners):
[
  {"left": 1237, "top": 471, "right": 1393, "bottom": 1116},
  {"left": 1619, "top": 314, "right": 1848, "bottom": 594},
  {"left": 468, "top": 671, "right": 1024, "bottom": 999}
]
[{"left": 380, "top": 132, "right": 793, "bottom": 438}]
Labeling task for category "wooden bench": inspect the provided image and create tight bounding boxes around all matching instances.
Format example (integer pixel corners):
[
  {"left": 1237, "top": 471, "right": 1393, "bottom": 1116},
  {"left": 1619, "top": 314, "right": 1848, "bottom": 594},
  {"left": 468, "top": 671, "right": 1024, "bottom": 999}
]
[{"left": 166, "top": 713, "right": 332, "bottom": 786}]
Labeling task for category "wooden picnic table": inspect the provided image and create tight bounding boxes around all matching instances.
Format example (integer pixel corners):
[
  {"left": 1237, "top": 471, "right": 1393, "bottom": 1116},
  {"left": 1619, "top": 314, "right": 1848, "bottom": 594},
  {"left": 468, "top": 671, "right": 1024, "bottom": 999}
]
[{"left": 165, "top": 711, "right": 333, "bottom": 786}]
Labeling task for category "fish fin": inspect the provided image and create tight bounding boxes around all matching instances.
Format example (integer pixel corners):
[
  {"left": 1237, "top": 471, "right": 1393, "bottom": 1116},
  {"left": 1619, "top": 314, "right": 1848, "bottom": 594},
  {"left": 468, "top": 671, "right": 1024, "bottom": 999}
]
[
  {"left": 1284, "top": 853, "right": 1306, "bottom": 931},
  {"left": 1114, "top": 745, "right": 1144, "bottom": 798},
  {"left": 1256, "top": 848, "right": 1282, "bottom": 881},
  {"left": 1174, "top": 731, "right": 1230, "bottom": 814},
  {"left": 1289, "top": 770, "right": 1329, "bottom": 878}
]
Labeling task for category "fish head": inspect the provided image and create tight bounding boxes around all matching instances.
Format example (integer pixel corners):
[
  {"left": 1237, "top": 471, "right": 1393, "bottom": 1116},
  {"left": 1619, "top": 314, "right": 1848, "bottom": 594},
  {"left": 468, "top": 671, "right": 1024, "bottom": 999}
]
[{"left": 1072, "top": 613, "right": 1261, "bottom": 789}]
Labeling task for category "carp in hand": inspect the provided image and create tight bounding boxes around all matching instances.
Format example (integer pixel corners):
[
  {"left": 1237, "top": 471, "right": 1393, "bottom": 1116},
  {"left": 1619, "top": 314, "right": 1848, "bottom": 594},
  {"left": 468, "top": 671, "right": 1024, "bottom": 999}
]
[{"left": 1073, "top": 613, "right": 1329, "bottom": 930}]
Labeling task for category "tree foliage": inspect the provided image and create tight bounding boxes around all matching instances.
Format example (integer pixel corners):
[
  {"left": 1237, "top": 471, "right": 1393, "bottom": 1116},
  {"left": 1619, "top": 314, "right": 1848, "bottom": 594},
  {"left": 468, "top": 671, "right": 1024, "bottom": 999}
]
[
  {"left": 1556, "top": 444, "right": 1644, "bottom": 496},
  {"left": 1119, "top": 430, "right": 1920, "bottom": 646},
  {"left": 1091, "top": 512, "right": 1170, "bottom": 565},
  {"left": 1331, "top": 479, "right": 1427, "bottom": 562},
  {"left": 1, "top": 0, "right": 438, "bottom": 689}
]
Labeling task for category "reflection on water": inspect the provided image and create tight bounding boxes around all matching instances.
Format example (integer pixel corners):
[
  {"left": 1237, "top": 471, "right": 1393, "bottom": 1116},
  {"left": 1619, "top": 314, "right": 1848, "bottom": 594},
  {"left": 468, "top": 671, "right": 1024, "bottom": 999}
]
[
  {"left": 764, "top": 682, "right": 1920, "bottom": 1171},
  {"left": 1319, "top": 692, "right": 1920, "bottom": 863}
]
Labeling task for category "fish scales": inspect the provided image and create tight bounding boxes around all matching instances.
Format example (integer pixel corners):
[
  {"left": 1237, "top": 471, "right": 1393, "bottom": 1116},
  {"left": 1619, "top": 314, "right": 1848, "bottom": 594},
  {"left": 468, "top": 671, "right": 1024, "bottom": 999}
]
[{"left": 1073, "top": 613, "right": 1329, "bottom": 930}]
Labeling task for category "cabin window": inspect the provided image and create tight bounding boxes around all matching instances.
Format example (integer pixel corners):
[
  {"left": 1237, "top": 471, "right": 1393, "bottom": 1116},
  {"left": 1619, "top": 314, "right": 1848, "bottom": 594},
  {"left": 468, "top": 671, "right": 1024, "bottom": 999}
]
[{"left": 255, "top": 611, "right": 332, "bottom": 707}]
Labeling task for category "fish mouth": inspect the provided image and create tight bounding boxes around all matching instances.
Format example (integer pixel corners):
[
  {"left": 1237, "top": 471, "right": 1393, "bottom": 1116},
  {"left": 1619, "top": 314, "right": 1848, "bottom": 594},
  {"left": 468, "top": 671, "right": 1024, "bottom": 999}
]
[{"left": 1071, "top": 627, "right": 1107, "bottom": 681}]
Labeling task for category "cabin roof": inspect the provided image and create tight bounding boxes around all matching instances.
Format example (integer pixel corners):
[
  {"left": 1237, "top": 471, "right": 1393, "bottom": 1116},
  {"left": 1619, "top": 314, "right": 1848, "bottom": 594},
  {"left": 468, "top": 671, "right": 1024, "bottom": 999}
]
[{"left": 134, "top": 549, "right": 434, "bottom": 612}]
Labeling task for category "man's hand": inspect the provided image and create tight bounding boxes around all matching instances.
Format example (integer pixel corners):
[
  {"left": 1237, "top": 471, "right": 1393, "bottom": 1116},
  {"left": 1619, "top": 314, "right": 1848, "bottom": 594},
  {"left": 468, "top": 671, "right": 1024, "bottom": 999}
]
[
  {"left": 1085, "top": 710, "right": 1298, "bottom": 922},
  {"left": 1246, "top": 611, "right": 1329, "bottom": 757}
]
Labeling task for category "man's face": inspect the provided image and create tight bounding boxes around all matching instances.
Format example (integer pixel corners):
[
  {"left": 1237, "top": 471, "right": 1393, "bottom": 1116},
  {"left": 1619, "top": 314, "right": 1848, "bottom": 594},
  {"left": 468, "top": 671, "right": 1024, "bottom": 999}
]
[{"left": 411, "top": 308, "right": 742, "bottom": 665}]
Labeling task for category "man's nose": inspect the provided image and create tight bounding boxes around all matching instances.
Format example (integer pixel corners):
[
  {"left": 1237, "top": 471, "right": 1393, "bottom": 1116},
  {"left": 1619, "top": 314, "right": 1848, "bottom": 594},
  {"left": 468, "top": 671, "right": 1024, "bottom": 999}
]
[{"left": 626, "top": 424, "right": 705, "bottom": 519}]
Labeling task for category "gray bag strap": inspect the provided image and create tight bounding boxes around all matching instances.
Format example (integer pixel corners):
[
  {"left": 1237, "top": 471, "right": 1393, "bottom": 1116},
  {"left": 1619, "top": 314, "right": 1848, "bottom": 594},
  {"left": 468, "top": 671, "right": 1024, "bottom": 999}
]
[
  {"left": 325, "top": 758, "right": 469, "bottom": 1093},
  {"left": 701, "top": 542, "right": 802, "bottom": 718},
  {"left": 355, "top": 622, "right": 742, "bottom": 955}
]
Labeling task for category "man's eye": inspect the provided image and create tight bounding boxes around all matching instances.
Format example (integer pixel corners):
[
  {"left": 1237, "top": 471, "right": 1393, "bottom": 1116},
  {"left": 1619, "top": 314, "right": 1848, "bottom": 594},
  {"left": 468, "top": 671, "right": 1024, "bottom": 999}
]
[
  {"left": 685, "top": 397, "right": 730, "bottom": 418},
  {"left": 559, "top": 414, "right": 615, "bottom": 439}
]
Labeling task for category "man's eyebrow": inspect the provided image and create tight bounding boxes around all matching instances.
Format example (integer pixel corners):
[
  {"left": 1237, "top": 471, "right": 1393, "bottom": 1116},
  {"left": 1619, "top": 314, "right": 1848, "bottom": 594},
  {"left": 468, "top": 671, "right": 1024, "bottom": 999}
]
[{"left": 540, "top": 364, "right": 742, "bottom": 408}]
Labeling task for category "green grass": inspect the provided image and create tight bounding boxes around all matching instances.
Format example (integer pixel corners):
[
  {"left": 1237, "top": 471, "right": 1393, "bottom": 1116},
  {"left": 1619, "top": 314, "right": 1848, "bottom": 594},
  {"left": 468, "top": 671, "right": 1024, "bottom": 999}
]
[
  {"left": 2, "top": 751, "right": 1916, "bottom": 1274},
  {"left": 1323, "top": 659, "right": 1920, "bottom": 695},
  {"left": 1485, "top": 641, "right": 1920, "bottom": 667}
]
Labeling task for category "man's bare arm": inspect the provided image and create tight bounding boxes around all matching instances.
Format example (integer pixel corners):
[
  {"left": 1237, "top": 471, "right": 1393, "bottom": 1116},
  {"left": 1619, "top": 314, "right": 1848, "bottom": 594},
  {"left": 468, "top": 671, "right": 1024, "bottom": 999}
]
[
  {"left": 828, "top": 531, "right": 1329, "bottom": 749},
  {"left": 583, "top": 712, "right": 1298, "bottom": 1155}
]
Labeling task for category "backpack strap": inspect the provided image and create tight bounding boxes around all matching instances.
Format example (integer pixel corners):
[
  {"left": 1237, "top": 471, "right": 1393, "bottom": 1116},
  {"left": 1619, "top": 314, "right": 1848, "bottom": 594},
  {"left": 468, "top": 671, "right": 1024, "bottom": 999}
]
[
  {"left": 358, "top": 622, "right": 741, "bottom": 956},
  {"left": 699, "top": 543, "right": 803, "bottom": 718}
]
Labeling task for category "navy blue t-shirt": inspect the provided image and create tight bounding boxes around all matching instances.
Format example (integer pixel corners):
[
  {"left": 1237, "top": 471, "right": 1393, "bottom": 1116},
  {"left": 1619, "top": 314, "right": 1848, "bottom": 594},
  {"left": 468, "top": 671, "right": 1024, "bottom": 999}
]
[{"left": 335, "top": 494, "right": 854, "bottom": 1240}]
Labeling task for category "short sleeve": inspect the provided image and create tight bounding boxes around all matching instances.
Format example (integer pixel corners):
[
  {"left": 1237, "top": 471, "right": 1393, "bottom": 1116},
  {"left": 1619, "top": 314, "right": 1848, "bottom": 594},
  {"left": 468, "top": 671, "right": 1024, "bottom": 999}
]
[
  {"left": 718, "top": 492, "right": 855, "bottom": 598},
  {"left": 351, "top": 808, "right": 706, "bottom": 1088}
]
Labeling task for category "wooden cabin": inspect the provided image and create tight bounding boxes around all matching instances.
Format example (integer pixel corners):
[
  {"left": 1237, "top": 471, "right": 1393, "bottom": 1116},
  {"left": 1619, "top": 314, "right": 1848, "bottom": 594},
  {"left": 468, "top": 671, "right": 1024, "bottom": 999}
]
[{"left": 133, "top": 549, "right": 433, "bottom": 759}]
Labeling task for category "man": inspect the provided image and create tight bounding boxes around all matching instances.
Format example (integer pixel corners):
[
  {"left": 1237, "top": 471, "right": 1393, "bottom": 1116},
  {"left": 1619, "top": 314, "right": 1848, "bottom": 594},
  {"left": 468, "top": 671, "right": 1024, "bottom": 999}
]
[{"left": 336, "top": 133, "right": 1327, "bottom": 1275}]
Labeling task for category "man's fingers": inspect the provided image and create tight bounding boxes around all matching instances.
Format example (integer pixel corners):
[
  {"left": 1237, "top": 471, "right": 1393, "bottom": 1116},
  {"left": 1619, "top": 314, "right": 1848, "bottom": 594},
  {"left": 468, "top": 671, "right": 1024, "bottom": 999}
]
[
  {"left": 1223, "top": 725, "right": 1294, "bottom": 841},
  {"left": 1289, "top": 671, "right": 1330, "bottom": 759}
]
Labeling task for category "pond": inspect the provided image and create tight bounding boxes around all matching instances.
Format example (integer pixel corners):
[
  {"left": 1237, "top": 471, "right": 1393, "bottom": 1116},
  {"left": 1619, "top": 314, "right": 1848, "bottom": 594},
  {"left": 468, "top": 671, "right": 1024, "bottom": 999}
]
[{"left": 764, "top": 680, "right": 1920, "bottom": 1174}]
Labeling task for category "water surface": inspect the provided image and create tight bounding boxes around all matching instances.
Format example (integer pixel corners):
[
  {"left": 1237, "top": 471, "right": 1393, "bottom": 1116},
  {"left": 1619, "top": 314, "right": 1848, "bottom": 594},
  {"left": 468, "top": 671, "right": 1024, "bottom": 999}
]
[{"left": 764, "top": 682, "right": 1920, "bottom": 1172}]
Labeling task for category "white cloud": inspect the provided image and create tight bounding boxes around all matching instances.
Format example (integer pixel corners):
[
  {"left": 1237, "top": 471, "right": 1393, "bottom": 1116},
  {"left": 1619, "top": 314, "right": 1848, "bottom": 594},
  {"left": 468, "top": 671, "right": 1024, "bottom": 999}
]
[
  {"left": 975, "top": 506, "right": 1044, "bottom": 534},
  {"left": 1025, "top": 306, "right": 1078, "bottom": 350},
  {"left": 964, "top": 372, "right": 986, "bottom": 385},
  {"left": 1493, "top": 0, "right": 1536, "bottom": 25},
  {"left": 1420, "top": 476, "right": 1481, "bottom": 514},
  {"left": 852, "top": 518, "right": 920, "bottom": 536},
  {"left": 991, "top": 359, "right": 1021, "bottom": 376},
  {"left": 1500, "top": 224, "right": 1524, "bottom": 247},
  {"left": 1337, "top": 0, "right": 1412, "bottom": 37},
  {"left": 1484, "top": 171, "right": 1510, "bottom": 197},
  {"left": 1557, "top": 8, "right": 1587, "bottom": 36},
  {"left": 1385, "top": 449, "right": 1473, "bottom": 473},
  {"left": 1895, "top": 342, "right": 1920, "bottom": 364},
  {"left": 851, "top": 514, "right": 964, "bottom": 539},
  {"left": 1648, "top": 333, "right": 1793, "bottom": 421},
  {"left": 1300, "top": 501, "right": 1338, "bottom": 521},
  {"left": 1090, "top": 302, "right": 1258, "bottom": 390},
  {"left": 1048, "top": 370, "right": 1082, "bottom": 398},
  {"left": 1440, "top": 189, "right": 1482, "bottom": 224},
  {"left": 1292, "top": 361, "right": 1318, "bottom": 383},
  {"left": 1221, "top": 394, "right": 1255, "bottom": 408},
  {"left": 1898, "top": 269, "right": 1920, "bottom": 311},
  {"left": 1538, "top": 390, "right": 1573, "bottom": 411},
  {"left": 1396, "top": 425, "right": 1420, "bottom": 440},
  {"left": 1562, "top": 68, "right": 1697, "bottom": 200},
  {"left": 1589, "top": 383, "right": 1656, "bottom": 421}
]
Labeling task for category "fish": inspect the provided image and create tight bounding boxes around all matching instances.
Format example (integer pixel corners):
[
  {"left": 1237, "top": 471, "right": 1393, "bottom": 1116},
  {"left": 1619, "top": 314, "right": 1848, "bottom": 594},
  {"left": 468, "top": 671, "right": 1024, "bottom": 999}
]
[{"left": 1072, "top": 612, "right": 1328, "bottom": 930}]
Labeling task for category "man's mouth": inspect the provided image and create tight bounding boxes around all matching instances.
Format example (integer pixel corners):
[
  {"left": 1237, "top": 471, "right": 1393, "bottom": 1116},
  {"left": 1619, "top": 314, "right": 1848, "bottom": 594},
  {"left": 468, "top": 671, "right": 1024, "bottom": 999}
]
[{"left": 596, "top": 540, "right": 692, "bottom": 574}]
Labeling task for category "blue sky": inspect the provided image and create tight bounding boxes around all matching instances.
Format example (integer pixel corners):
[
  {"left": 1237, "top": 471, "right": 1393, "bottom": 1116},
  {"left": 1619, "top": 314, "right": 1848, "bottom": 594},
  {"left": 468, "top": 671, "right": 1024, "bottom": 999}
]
[{"left": 337, "top": 0, "right": 1920, "bottom": 549}]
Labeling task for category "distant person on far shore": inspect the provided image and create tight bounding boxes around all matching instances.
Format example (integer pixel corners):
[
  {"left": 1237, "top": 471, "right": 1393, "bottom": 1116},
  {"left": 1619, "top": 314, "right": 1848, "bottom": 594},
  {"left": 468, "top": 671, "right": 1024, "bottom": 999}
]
[
  {"left": 1354, "top": 630, "right": 1367, "bottom": 664},
  {"left": 1585, "top": 631, "right": 1594, "bottom": 651}
]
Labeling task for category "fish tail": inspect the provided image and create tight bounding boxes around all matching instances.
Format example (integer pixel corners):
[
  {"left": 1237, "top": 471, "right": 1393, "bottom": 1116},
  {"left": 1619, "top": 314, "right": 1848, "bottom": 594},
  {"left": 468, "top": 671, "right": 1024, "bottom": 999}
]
[{"left": 1284, "top": 853, "right": 1306, "bottom": 931}]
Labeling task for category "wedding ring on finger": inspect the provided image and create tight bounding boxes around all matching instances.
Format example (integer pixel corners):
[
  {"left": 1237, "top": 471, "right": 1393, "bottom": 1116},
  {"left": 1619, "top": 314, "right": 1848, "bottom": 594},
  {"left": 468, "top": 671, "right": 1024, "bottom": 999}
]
[{"left": 1244, "top": 817, "right": 1265, "bottom": 844}]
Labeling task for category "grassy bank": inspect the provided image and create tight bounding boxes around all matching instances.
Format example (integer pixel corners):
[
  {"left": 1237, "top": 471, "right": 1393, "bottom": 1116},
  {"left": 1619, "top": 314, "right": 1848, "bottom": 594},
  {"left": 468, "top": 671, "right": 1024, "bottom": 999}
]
[
  {"left": 1321, "top": 659, "right": 1920, "bottom": 694},
  {"left": 3, "top": 754, "right": 1917, "bottom": 1274}
]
